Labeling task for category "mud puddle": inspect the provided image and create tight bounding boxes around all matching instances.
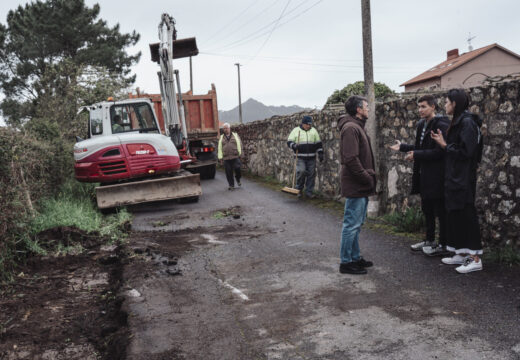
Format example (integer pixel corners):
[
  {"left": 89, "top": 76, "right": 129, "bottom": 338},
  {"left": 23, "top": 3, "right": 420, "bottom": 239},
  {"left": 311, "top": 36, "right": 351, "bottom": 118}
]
[
  {"left": 125, "top": 221, "right": 272, "bottom": 281},
  {"left": 133, "top": 206, "right": 252, "bottom": 232},
  {"left": 0, "top": 228, "right": 128, "bottom": 360}
]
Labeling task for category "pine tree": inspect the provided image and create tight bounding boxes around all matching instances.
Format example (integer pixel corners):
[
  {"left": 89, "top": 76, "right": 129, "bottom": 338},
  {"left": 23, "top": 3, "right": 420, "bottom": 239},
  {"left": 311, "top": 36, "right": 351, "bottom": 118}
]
[{"left": 0, "top": 0, "right": 140, "bottom": 127}]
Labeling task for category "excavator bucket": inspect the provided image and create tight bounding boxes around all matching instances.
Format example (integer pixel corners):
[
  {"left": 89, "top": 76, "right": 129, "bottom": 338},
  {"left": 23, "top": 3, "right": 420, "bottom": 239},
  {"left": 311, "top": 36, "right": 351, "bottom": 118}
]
[
  {"left": 96, "top": 172, "right": 201, "bottom": 209},
  {"left": 150, "top": 37, "right": 199, "bottom": 63}
]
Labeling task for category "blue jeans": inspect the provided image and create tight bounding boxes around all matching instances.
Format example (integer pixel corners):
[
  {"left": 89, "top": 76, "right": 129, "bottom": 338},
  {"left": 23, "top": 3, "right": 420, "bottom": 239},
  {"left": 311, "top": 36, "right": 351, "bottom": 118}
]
[
  {"left": 340, "top": 197, "right": 368, "bottom": 264},
  {"left": 296, "top": 157, "right": 316, "bottom": 195}
]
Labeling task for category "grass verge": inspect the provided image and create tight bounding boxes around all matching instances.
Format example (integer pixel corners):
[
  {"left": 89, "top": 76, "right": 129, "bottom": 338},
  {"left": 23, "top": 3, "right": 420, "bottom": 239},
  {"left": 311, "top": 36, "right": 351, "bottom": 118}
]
[
  {"left": 1, "top": 180, "right": 132, "bottom": 283},
  {"left": 483, "top": 246, "right": 520, "bottom": 266}
]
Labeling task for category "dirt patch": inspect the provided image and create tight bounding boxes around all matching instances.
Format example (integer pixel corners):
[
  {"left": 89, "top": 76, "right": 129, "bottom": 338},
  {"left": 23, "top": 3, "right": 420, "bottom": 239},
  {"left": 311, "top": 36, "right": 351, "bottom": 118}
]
[
  {"left": 34, "top": 226, "right": 109, "bottom": 250},
  {"left": 0, "top": 230, "right": 128, "bottom": 360}
]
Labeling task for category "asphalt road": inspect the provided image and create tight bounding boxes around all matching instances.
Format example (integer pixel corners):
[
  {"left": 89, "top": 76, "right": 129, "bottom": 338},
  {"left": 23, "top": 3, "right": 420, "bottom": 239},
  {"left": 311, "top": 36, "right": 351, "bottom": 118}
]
[{"left": 123, "top": 171, "right": 520, "bottom": 360}]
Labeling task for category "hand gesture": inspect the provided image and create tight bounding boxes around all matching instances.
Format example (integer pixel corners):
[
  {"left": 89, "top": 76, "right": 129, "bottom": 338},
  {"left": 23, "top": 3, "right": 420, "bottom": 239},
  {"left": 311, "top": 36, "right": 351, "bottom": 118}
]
[
  {"left": 389, "top": 140, "right": 401, "bottom": 151},
  {"left": 430, "top": 129, "right": 446, "bottom": 149},
  {"left": 404, "top": 151, "right": 414, "bottom": 162}
]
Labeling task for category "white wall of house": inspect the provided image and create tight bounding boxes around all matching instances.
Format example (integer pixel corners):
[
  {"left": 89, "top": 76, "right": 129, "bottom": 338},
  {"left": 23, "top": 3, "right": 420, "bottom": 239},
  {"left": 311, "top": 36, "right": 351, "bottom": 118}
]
[
  {"left": 404, "top": 77, "right": 441, "bottom": 92},
  {"left": 441, "top": 48, "right": 520, "bottom": 89}
]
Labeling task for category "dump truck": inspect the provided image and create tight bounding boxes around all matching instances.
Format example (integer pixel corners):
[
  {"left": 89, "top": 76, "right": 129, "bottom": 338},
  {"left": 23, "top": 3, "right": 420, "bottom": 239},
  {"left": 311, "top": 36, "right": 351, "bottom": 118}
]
[
  {"left": 73, "top": 13, "right": 203, "bottom": 209},
  {"left": 128, "top": 84, "right": 219, "bottom": 179}
]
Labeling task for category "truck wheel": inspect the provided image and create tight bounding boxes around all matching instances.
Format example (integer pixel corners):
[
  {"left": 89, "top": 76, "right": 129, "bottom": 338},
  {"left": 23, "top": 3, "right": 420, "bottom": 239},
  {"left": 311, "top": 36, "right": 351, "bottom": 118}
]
[
  {"left": 179, "top": 196, "right": 199, "bottom": 203},
  {"left": 200, "top": 164, "right": 216, "bottom": 180}
]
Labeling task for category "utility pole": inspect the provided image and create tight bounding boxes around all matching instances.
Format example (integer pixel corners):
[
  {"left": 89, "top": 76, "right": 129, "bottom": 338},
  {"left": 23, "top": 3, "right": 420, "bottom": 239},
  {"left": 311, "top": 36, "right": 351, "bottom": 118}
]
[
  {"left": 235, "top": 63, "right": 243, "bottom": 124},
  {"left": 361, "top": 0, "right": 379, "bottom": 214},
  {"left": 189, "top": 56, "right": 193, "bottom": 93},
  {"left": 361, "top": 0, "right": 376, "bottom": 147}
]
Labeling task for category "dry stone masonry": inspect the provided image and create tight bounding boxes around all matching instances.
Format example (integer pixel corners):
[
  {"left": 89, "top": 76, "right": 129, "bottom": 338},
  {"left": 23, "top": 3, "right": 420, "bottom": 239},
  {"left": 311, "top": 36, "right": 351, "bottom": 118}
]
[{"left": 232, "top": 80, "right": 520, "bottom": 250}]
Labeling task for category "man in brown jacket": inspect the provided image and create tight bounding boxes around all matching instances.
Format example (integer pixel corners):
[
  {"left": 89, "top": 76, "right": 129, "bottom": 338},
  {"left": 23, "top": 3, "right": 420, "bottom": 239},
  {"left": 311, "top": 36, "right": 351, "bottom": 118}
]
[
  {"left": 218, "top": 123, "right": 242, "bottom": 190},
  {"left": 337, "top": 95, "right": 377, "bottom": 275}
]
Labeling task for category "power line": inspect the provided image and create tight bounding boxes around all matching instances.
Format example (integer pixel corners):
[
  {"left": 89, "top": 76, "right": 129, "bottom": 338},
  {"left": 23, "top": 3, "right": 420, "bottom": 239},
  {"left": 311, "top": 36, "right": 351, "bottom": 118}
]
[
  {"left": 205, "top": 0, "right": 317, "bottom": 52},
  {"left": 202, "top": 0, "right": 279, "bottom": 48},
  {"left": 245, "top": 0, "right": 292, "bottom": 65},
  {"left": 218, "top": 0, "right": 324, "bottom": 52},
  {"left": 200, "top": 51, "right": 427, "bottom": 70},
  {"left": 199, "top": 0, "right": 258, "bottom": 45}
]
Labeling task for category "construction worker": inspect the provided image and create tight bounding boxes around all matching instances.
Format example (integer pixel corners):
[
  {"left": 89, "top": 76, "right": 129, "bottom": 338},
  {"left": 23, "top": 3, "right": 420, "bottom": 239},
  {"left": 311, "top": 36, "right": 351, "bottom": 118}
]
[
  {"left": 286, "top": 115, "right": 324, "bottom": 198},
  {"left": 112, "top": 114, "right": 124, "bottom": 133},
  {"left": 218, "top": 123, "right": 242, "bottom": 190}
]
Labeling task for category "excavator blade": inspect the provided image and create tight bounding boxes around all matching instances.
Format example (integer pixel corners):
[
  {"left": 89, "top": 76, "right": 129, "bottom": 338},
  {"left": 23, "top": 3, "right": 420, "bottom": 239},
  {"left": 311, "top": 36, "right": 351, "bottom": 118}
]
[
  {"left": 96, "top": 172, "right": 201, "bottom": 209},
  {"left": 149, "top": 37, "right": 198, "bottom": 63}
]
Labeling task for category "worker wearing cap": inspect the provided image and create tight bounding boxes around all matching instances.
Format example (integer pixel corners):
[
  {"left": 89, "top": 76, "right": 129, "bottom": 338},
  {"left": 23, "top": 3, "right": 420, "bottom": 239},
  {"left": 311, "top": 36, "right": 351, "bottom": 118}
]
[{"left": 287, "top": 115, "right": 324, "bottom": 198}]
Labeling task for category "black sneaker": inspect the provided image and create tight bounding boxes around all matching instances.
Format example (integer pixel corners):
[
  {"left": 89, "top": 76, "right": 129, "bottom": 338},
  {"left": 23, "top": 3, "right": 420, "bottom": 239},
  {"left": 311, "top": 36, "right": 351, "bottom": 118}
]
[
  {"left": 339, "top": 262, "right": 367, "bottom": 275},
  {"left": 237, "top": 180, "right": 242, "bottom": 187},
  {"left": 354, "top": 257, "right": 373, "bottom": 268},
  {"left": 228, "top": 186, "right": 234, "bottom": 190}
]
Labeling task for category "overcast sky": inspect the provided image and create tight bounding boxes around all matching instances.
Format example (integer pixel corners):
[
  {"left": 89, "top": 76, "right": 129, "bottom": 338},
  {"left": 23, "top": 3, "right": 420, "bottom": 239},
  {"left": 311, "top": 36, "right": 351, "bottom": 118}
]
[{"left": 1, "top": 0, "right": 520, "bottom": 119}]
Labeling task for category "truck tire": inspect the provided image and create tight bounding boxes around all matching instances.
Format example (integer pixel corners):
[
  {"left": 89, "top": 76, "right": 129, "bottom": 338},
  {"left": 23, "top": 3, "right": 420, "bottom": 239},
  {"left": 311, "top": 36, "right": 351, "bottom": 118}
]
[
  {"left": 200, "top": 164, "right": 216, "bottom": 180},
  {"left": 179, "top": 196, "right": 199, "bottom": 203}
]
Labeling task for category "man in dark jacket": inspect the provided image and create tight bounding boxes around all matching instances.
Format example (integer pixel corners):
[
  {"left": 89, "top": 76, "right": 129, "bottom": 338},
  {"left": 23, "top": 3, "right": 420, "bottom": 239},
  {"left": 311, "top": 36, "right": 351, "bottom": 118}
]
[
  {"left": 337, "top": 95, "right": 376, "bottom": 275},
  {"left": 390, "top": 95, "right": 450, "bottom": 256}
]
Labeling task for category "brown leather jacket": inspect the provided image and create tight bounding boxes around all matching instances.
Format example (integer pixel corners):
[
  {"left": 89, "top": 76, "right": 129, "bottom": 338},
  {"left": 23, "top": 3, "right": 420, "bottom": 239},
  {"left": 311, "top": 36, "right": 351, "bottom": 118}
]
[{"left": 337, "top": 114, "right": 376, "bottom": 198}]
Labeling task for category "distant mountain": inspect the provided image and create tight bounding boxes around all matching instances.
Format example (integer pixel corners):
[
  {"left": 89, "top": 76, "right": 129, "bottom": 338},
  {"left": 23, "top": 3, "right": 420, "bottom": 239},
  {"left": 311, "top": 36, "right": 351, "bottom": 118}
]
[{"left": 218, "top": 98, "right": 311, "bottom": 124}]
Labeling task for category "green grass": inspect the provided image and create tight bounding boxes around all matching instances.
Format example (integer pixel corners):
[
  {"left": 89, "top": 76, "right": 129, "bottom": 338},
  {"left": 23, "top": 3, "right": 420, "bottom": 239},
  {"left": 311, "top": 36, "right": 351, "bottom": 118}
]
[
  {"left": 2, "top": 180, "right": 132, "bottom": 275},
  {"left": 484, "top": 246, "right": 520, "bottom": 265},
  {"left": 381, "top": 207, "right": 425, "bottom": 234},
  {"left": 29, "top": 180, "right": 131, "bottom": 244}
]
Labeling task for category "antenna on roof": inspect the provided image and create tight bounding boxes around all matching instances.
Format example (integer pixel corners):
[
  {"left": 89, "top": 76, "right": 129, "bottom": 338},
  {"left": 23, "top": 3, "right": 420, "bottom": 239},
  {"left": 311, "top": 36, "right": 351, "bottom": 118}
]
[{"left": 467, "top": 32, "right": 476, "bottom": 51}]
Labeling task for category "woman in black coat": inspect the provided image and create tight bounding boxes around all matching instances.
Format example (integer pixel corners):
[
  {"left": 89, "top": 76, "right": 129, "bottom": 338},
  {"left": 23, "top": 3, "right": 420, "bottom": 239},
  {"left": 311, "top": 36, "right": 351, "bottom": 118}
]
[{"left": 431, "top": 89, "right": 483, "bottom": 273}]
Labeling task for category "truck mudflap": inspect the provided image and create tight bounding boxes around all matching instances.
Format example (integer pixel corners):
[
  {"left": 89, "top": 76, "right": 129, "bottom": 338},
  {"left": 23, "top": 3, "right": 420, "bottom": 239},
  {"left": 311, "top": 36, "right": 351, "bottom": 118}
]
[{"left": 96, "top": 171, "right": 201, "bottom": 209}]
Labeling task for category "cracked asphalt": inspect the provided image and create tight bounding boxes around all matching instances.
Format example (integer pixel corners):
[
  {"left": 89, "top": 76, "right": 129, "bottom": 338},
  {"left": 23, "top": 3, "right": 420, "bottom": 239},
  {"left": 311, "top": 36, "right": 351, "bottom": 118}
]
[{"left": 122, "top": 171, "right": 520, "bottom": 360}]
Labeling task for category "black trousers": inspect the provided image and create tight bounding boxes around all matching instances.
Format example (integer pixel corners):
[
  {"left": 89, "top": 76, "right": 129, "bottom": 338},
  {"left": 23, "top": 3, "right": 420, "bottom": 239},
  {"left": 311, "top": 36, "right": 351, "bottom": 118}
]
[
  {"left": 421, "top": 198, "right": 446, "bottom": 246},
  {"left": 224, "top": 158, "right": 241, "bottom": 187},
  {"left": 446, "top": 204, "right": 482, "bottom": 254}
]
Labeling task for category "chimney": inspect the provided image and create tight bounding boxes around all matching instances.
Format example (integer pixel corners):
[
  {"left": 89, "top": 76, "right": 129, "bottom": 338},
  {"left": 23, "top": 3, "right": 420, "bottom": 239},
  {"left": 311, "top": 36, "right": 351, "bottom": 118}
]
[{"left": 447, "top": 49, "right": 459, "bottom": 60}]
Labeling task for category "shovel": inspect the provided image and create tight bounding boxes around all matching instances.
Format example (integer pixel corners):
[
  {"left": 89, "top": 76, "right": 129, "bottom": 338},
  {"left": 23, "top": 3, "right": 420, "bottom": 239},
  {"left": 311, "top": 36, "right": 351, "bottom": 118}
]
[{"left": 282, "top": 132, "right": 300, "bottom": 195}]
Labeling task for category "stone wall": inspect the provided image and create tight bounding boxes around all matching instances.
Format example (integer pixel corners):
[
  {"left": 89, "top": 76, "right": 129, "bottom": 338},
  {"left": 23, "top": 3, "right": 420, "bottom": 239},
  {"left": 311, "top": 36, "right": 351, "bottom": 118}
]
[{"left": 232, "top": 80, "right": 520, "bottom": 249}]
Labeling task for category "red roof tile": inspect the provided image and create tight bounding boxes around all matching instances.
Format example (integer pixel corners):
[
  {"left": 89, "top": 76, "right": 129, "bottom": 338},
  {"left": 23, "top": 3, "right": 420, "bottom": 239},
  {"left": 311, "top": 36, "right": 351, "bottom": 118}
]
[{"left": 400, "top": 43, "right": 520, "bottom": 87}]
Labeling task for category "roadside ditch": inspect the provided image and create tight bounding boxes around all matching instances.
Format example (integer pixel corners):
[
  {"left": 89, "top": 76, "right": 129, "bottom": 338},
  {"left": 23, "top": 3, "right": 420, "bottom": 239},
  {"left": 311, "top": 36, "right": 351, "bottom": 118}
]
[{"left": 0, "top": 227, "right": 130, "bottom": 360}]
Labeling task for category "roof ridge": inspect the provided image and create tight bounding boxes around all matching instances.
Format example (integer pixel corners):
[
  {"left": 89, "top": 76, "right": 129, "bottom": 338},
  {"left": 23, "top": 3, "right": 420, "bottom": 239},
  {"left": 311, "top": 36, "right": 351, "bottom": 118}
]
[{"left": 400, "top": 43, "right": 518, "bottom": 87}]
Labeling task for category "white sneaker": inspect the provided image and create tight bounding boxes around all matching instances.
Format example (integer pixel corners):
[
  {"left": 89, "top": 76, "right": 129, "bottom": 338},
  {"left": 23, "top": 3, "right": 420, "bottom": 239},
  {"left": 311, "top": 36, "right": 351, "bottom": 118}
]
[
  {"left": 455, "top": 257, "right": 483, "bottom": 273},
  {"left": 441, "top": 254, "right": 468, "bottom": 265},
  {"left": 411, "top": 241, "right": 434, "bottom": 251}
]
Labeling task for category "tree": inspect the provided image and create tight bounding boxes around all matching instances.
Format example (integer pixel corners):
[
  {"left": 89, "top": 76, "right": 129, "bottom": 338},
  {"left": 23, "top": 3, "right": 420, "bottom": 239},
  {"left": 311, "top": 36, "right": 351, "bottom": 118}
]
[
  {"left": 25, "top": 60, "right": 130, "bottom": 140},
  {"left": 0, "top": 0, "right": 140, "bottom": 127},
  {"left": 325, "top": 81, "right": 396, "bottom": 106}
]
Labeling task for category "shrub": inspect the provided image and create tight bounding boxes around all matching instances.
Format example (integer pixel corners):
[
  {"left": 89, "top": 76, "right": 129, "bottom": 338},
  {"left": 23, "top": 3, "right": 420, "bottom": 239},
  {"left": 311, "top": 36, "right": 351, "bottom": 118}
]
[{"left": 382, "top": 207, "right": 425, "bottom": 233}]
